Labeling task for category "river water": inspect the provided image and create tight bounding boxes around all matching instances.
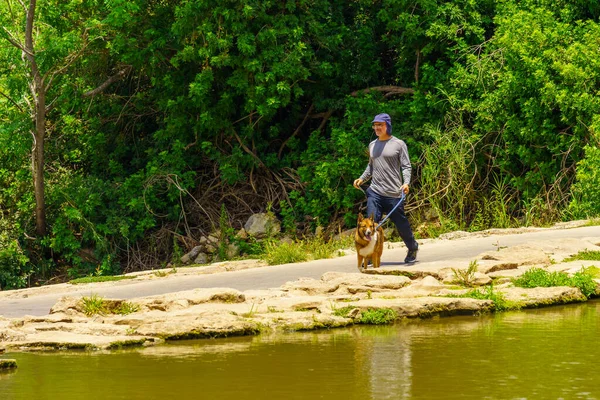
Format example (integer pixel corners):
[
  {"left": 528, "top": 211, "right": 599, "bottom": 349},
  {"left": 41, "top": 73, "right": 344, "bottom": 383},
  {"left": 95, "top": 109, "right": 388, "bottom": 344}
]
[{"left": 2, "top": 300, "right": 599, "bottom": 399}]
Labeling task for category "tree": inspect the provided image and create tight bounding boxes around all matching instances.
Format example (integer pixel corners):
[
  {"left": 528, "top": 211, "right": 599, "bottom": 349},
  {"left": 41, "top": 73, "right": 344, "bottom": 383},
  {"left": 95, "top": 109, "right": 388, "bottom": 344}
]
[{"left": 0, "top": 0, "right": 98, "bottom": 237}]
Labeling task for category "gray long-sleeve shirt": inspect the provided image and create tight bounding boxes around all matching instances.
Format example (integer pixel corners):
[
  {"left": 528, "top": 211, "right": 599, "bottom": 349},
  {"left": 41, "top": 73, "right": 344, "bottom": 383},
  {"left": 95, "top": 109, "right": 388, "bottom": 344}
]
[{"left": 359, "top": 136, "right": 412, "bottom": 198}]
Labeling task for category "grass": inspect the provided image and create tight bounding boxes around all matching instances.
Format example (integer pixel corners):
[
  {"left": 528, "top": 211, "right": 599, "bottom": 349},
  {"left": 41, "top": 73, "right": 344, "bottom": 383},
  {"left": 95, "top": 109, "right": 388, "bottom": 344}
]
[
  {"left": 80, "top": 294, "right": 109, "bottom": 316},
  {"left": 359, "top": 308, "right": 397, "bottom": 324},
  {"left": 114, "top": 301, "right": 140, "bottom": 315},
  {"left": 451, "top": 260, "right": 479, "bottom": 287},
  {"left": 585, "top": 218, "right": 600, "bottom": 227},
  {"left": 262, "top": 235, "right": 354, "bottom": 266},
  {"left": 331, "top": 304, "right": 397, "bottom": 324},
  {"left": 447, "top": 285, "right": 520, "bottom": 311},
  {"left": 513, "top": 267, "right": 597, "bottom": 298},
  {"left": 331, "top": 305, "right": 356, "bottom": 318},
  {"left": 70, "top": 275, "right": 135, "bottom": 284},
  {"left": 563, "top": 250, "right": 600, "bottom": 262},
  {"left": 80, "top": 295, "right": 140, "bottom": 316}
]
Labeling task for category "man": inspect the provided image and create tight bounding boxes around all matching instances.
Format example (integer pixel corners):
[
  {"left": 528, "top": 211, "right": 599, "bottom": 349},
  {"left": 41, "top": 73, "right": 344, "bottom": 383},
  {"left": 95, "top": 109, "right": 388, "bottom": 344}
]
[{"left": 353, "top": 113, "right": 419, "bottom": 263}]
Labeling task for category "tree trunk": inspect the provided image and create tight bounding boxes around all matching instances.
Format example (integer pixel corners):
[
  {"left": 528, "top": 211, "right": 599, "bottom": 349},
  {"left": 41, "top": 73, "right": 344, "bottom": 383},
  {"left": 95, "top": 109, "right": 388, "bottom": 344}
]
[
  {"left": 25, "top": 0, "right": 47, "bottom": 237},
  {"left": 33, "top": 87, "right": 46, "bottom": 237}
]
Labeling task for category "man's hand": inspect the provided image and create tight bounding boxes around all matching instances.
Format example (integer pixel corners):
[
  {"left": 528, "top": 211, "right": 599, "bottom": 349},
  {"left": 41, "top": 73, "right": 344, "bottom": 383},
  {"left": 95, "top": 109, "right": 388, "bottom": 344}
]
[
  {"left": 353, "top": 178, "right": 364, "bottom": 189},
  {"left": 401, "top": 184, "right": 409, "bottom": 194}
]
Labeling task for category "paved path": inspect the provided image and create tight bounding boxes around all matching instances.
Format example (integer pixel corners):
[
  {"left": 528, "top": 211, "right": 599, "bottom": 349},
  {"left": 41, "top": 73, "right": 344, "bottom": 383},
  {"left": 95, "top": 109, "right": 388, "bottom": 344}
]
[{"left": 2, "top": 225, "right": 599, "bottom": 318}]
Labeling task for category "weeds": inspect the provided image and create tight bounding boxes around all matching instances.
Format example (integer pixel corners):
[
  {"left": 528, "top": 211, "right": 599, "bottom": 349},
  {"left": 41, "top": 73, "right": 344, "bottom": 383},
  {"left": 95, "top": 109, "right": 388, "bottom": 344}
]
[
  {"left": 114, "top": 301, "right": 140, "bottom": 315},
  {"left": 513, "top": 267, "right": 597, "bottom": 298},
  {"left": 263, "top": 241, "right": 308, "bottom": 265},
  {"left": 70, "top": 276, "right": 135, "bottom": 284},
  {"left": 80, "top": 295, "right": 140, "bottom": 316},
  {"left": 448, "top": 285, "right": 520, "bottom": 311},
  {"left": 359, "top": 308, "right": 397, "bottom": 325},
  {"left": 563, "top": 250, "right": 600, "bottom": 262},
  {"left": 331, "top": 305, "right": 356, "bottom": 318},
  {"left": 451, "top": 260, "right": 479, "bottom": 287},
  {"left": 81, "top": 294, "right": 109, "bottom": 316},
  {"left": 262, "top": 235, "right": 353, "bottom": 266},
  {"left": 242, "top": 303, "right": 258, "bottom": 318}
]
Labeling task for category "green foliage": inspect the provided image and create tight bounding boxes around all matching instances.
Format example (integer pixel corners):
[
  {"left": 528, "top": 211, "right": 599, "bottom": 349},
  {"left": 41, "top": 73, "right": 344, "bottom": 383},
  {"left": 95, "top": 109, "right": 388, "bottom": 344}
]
[
  {"left": 332, "top": 305, "right": 356, "bottom": 318},
  {"left": 262, "top": 235, "right": 348, "bottom": 266},
  {"left": 451, "top": 260, "right": 479, "bottom": 287},
  {"left": 263, "top": 241, "right": 308, "bottom": 266},
  {"left": 80, "top": 294, "right": 140, "bottom": 316},
  {"left": 0, "top": 220, "right": 30, "bottom": 289},
  {"left": 563, "top": 251, "right": 600, "bottom": 262},
  {"left": 80, "top": 294, "right": 109, "bottom": 316},
  {"left": 570, "top": 269, "right": 598, "bottom": 298},
  {"left": 457, "top": 285, "right": 519, "bottom": 312},
  {"left": 1, "top": 0, "right": 600, "bottom": 288},
  {"left": 114, "top": 301, "right": 140, "bottom": 316},
  {"left": 69, "top": 275, "right": 135, "bottom": 284},
  {"left": 359, "top": 308, "right": 397, "bottom": 325},
  {"left": 569, "top": 145, "right": 600, "bottom": 218},
  {"left": 513, "top": 267, "right": 597, "bottom": 298},
  {"left": 217, "top": 204, "right": 239, "bottom": 261}
]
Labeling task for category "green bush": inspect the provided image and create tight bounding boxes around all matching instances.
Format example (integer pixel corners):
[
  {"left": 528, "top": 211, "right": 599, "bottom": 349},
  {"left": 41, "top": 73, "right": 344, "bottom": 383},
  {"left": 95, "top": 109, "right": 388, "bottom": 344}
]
[
  {"left": 0, "top": 219, "right": 30, "bottom": 289},
  {"left": 569, "top": 145, "right": 600, "bottom": 219}
]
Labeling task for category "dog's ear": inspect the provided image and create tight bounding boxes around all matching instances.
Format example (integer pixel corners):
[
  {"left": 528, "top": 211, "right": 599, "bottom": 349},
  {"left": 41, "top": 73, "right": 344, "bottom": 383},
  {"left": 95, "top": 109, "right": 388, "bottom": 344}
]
[
  {"left": 368, "top": 212, "right": 375, "bottom": 221},
  {"left": 357, "top": 213, "right": 363, "bottom": 222}
]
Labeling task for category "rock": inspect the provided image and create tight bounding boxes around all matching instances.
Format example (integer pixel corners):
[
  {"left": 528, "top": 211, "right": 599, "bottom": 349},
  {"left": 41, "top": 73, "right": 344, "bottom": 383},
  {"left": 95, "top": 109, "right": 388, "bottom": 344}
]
[
  {"left": 181, "top": 246, "right": 203, "bottom": 265},
  {"left": 478, "top": 244, "right": 551, "bottom": 273},
  {"left": 226, "top": 243, "right": 240, "bottom": 259},
  {"left": 236, "top": 229, "right": 248, "bottom": 240},
  {"left": 333, "top": 229, "right": 355, "bottom": 241},
  {"left": 204, "top": 244, "right": 217, "bottom": 254},
  {"left": 244, "top": 213, "right": 281, "bottom": 238},
  {"left": 439, "top": 231, "right": 471, "bottom": 240},
  {"left": 472, "top": 272, "right": 492, "bottom": 286},
  {"left": 0, "top": 359, "right": 17, "bottom": 370},
  {"left": 321, "top": 272, "right": 411, "bottom": 292},
  {"left": 208, "top": 235, "right": 219, "bottom": 244},
  {"left": 193, "top": 253, "right": 209, "bottom": 264},
  {"left": 281, "top": 278, "right": 338, "bottom": 295},
  {"left": 500, "top": 286, "right": 586, "bottom": 307},
  {"left": 415, "top": 276, "right": 442, "bottom": 287}
]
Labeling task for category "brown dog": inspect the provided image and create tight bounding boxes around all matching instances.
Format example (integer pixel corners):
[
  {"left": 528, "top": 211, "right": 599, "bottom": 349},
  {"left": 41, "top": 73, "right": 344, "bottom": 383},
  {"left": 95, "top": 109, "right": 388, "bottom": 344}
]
[{"left": 355, "top": 213, "right": 384, "bottom": 271}]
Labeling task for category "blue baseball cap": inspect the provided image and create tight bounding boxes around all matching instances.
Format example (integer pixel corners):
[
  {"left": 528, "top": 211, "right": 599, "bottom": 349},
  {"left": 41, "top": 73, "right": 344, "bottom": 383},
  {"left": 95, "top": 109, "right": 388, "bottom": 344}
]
[{"left": 371, "top": 113, "right": 392, "bottom": 134}]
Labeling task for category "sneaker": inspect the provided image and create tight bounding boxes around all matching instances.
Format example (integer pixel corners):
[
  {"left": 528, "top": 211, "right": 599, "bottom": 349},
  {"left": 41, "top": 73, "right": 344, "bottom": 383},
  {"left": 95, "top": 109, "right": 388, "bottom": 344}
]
[{"left": 404, "top": 248, "right": 418, "bottom": 264}]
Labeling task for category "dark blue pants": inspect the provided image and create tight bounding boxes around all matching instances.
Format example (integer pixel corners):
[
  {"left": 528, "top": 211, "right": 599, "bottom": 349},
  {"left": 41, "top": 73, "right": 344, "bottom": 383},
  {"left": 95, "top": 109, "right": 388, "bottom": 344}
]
[{"left": 366, "top": 187, "right": 418, "bottom": 251}]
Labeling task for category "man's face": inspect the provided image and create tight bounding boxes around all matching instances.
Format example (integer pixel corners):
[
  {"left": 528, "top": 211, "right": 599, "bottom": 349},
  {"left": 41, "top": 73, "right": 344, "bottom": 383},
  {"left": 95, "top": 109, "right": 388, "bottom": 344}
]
[{"left": 372, "top": 122, "right": 387, "bottom": 136}]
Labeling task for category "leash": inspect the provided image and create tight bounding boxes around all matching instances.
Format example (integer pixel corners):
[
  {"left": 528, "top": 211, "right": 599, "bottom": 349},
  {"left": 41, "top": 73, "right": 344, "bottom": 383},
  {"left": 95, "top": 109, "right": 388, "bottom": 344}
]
[
  {"left": 375, "top": 191, "right": 405, "bottom": 230},
  {"left": 357, "top": 186, "right": 406, "bottom": 230}
]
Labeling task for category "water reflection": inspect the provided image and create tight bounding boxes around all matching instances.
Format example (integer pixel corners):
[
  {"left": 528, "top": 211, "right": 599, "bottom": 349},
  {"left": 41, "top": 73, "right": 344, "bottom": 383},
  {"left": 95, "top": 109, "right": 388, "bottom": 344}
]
[{"left": 1, "top": 300, "right": 600, "bottom": 400}]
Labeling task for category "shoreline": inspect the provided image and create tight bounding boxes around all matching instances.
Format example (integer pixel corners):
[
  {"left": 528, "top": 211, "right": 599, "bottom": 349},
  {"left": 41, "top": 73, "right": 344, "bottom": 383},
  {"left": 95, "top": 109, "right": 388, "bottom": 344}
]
[{"left": 1, "top": 222, "right": 599, "bottom": 353}]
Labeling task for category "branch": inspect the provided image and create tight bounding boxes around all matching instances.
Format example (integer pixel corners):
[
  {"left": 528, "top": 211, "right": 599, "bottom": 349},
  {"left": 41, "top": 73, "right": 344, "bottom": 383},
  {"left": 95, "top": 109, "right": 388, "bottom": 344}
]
[
  {"left": 232, "top": 129, "right": 267, "bottom": 169},
  {"left": 0, "top": 90, "right": 25, "bottom": 113},
  {"left": 44, "top": 28, "right": 91, "bottom": 91},
  {"left": 278, "top": 104, "right": 313, "bottom": 159},
  {"left": 83, "top": 66, "right": 131, "bottom": 97},
  {"left": 350, "top": 85, "right": 415, "bottom": 97},
  {"left": 1, "top": 27, "right": 32, "bottom": 56},
  {"left": 316, "top": 110, "right": 332, "bottom": 131},
  {"left": 415, "top": 49, "right": 421, "bottom": 83}
]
